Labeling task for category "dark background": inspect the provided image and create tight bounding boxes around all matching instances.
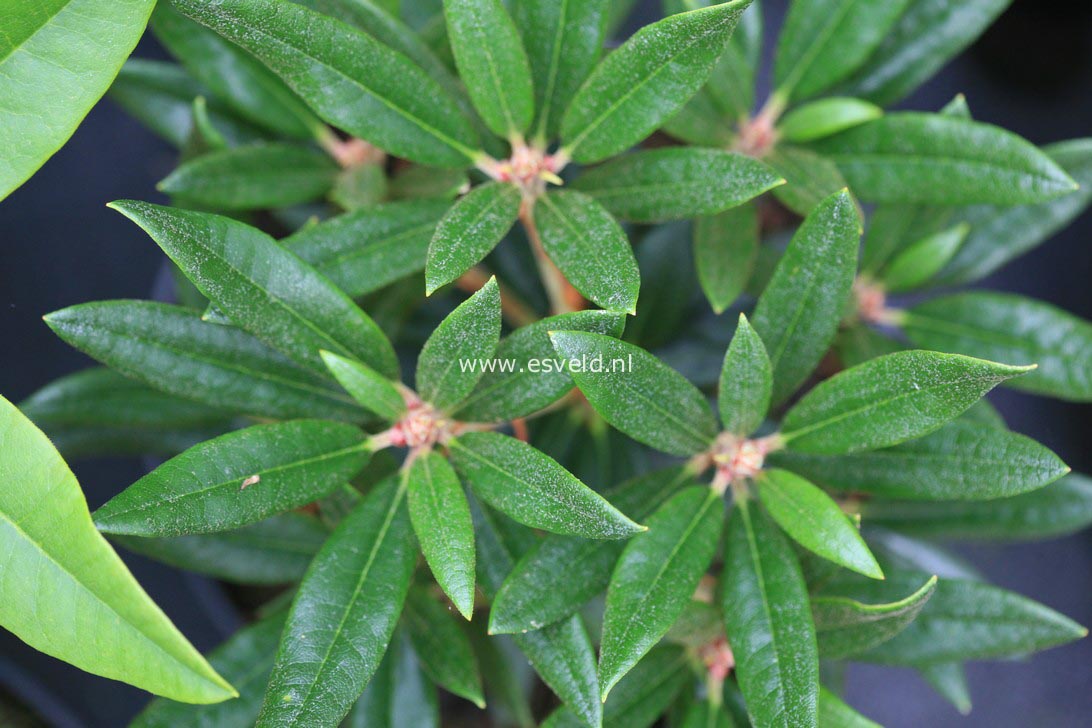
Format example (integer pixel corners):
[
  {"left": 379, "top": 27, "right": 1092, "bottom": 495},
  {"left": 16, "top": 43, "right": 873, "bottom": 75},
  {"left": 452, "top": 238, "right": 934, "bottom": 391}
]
[{"left": 1, "top": 1, "right": 1090, "bottom": 725}]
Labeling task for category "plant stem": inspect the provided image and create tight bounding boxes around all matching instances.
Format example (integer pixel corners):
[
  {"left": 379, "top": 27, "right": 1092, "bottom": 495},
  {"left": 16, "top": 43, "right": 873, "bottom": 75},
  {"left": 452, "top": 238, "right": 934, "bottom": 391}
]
[{"left": 519, "top": 201, "right": 575, "bottom": 315}]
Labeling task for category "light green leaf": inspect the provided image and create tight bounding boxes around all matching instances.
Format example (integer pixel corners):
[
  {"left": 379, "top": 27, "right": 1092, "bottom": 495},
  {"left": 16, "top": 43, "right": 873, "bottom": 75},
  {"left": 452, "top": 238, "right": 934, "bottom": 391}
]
[
  {"left": 879, "top": 223, "right": 968, "bottom": 293},
  {"left": 694, "top": 204, "right": 758, "bottom": 314},
  {"left": 764, "top": 145, "right": 851, "bottom": 217},
  {"left": 110, "top": 200, "right": 398, "bottom": 378},
  {"left": 425, "top": 182, "right": 522, "bottom": 294},
  {"left": 817, "top": 687, "right": 881, "bottom": 728},
  {"left": 560, "top": 0, "right": 753, "bottom": 163},
  {"left": 719, "top": 313, "right": 772, "bottom": 436},
  {"left": 0, "top": 396, "right": 235, "bottom": 703},
  {"left": 751, "top": 189, "right": 860, "bottom": 405},
  {"left": 535, "top": 190, "right": 641, "bottom": 313},
  {"left": 329, "top": 162, "right": 388, "bottom": 211},
  {"left": 0, "top": 0, "right": 156, "bottom": 201},
  {"left": 781, "top": 351, "right": 1032, "bottom": 455},
  {"left": 550, "top": 331, "right": 718, "bottom": 456},
  {"left": 321, "top": 350, "right": 406, "bottom": 422},
  {"left": 778, "top": 98, "right": 883, "bottom": 143},
  {"left": 811, "top": 575, "right": 937, "bottom": 658},
  {"left": 573, "top": 147, "right": 783, "bottom": 223},
  {"left": 403, "top": 587, "right": 484, "bottom": 707}
]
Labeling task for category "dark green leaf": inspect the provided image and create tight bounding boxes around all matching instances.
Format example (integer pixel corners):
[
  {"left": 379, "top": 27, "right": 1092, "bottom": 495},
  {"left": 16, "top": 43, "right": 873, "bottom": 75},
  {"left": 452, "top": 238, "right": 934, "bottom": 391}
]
[
  {"left": 426, "top": 182, "right": 522, "bottom": 294},
  {"left": 535, "top": 190, "right": 641, "bottom": 313},
  {"left": 778, "top": 98, "right": 883, "bottom": 143},
  {"left": 403, "top": 587, "right": 484, "bottom": 707},
  {"left": 694, "top": 204, "right": 758, "bottom": 314},
  {"left": 346, "top": 629, "right": 439, "bottom": 728},
  {"left": 751, "top": 189, "right": 860, "bottom": 405},
  {"left": 719, "top": 313, "right": 772, "bottom": 436},
  {"left": 817, "top": 687, "right": 881, "bottom": 728},
  {"left": 917, "top": 662, "right": 972, "bottom": 715},
  {"left": 660, "top": 88, "right": 737, "bottom": 147},
  {"left": 764, "top": 146, "right": 851, "bottom": 217},
  {"left": 388, "top": 165, "right": 470, "bottom": 200},
  {"left": 879, "top": 223, "right": 968, "bottom": 293},
  {"left": 329, "top": 162, "right": 388, "bottom": 211},
  {"left": 550, "top": 331, "right": 718, "bottom": 456},
  {"left": 811, "top": 575, "right": 937, "bottom": 658},
  {"left": 679, "top": 700, "right": 735, "bottom": 728},
  {"left": 781, "top": 351, "right": 1032, "bottom": 455},
  {"left": 834, "top": 324, "right": 904, "bottom": 369},
  {"left": 573, "top": 147, "right": 783, "bottom": 223},
  {"left": 321, "top": 351, "right": 406, "bottom": 422}
]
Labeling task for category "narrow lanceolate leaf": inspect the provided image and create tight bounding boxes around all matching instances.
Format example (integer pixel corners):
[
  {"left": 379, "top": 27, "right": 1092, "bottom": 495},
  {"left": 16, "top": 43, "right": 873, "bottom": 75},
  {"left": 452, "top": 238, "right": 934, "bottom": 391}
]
[
  {"left": 599, "top": 487, "right": 723, "bottom": 700},
  {"left": 879, "top": 223, "right": 968, "bottom": 293},
  {"left": 773, "top": 0, "right": 910, "bottom": 101},
  {"left": 573, "top": 148, "right": 783, "bottom": 223},
  {"left": 114, "top": 513, "right": 328, "bottom": 585},
  {"left": 173, "top": 0, "right": 480, "bottom": 167},
  {"left": 722, "top": 499, "right": 819, "bottom": 728},
  {"left": 694, "top": 204, "right": 758, "bottom": 314},
  {"left": 781, "top": 351, "right": 1032, "bottom": 455},
  {"left": 535, "top": 190, "right": 641, "bottom": 313},
  {"left": 862, "top": 472, "right": 1092, "bottom": 540},
  {"left": 110, "top": 201, "right": 398, "bottom": 378},
  {"left": 560, "top": 0, "right": 753, "bottom": 163},
  {"left": 935, "top": 138, "right": 1092, "bottom": 285},
  {"left": 0, "top": 397, "right": 235, "bottom": 703},
  {"left": 824, "top": 570, "right": 1087, "bottom": 666},
  {"left": 43, "top": 301, "right": 364, "bottom": 422},
  {"left": 918, "top": 663, "right": 972, "bottom": 716},
  {"left": 807, "top": 114, "right": 1078, "bottom": 205},
  {"left": 425, "top": 182, "right": 522, "bottom": 294},
  {"left": 817, "top": 687, "right": 881, "bottom": 728},
  {"left": 903, "top": 292, "right": 1092, "bottom": 402},
  {"left": 719, "top": 314, "right": 772, "bottom": 436},
  {"left": 257, "top": 475, "right": 416, "bottom": 727},
  {"left": 765, "top": 145, "right": 850, "bottom": 217},
  {"left": 403, "top": 587, "right": 485, "bottom": 707},
  {"left": 758, "top": 470, "right": 882, "bottom": 579},
  {"left": 158, "top": 144, "right": 337, "bottom": 210},
  {"left": 407, "top": 453, "right": 477, "bottom": 619},
  {"left": 515, "top": 0, "right": 609, "bottom": 141},
  {"left": 451, "top": 431, "right": 643, "bottom": 538},
  {"left": 811, "top": 575, "right": 938, "bottom": 659},
  {"left": 94, "top": 420, "right": 370, "bottom": 537},
  {"left": 417, "top": 278, "right": 502, "bottom": 410},
  {"left": 550, "top": 331, "right": 718, "bottom": 456},
  {"left": 751, "top": 190, "right": 860, "bottom": 405},
  {"left": 772, "top": 420, "right": 1069, "bottom": 501},
  {"left": 456, "top": 310, "right": 626, "bottom": 422},
  {"left": 284, "top": 198, "right": 450, "bottom": 299},
  {"left": 837, "top": 0, "right": 1012, "bottom": 106},
  {"left": 778, "top": 98, "right": 883, "bottom": 143},
  {"left": 444, "top": 0, "right": 534, "bottom": 137},
  {"left": 0, "top": 0, "right": 155, "bottom": 201},
  {"left": 321, "top": 351, "right": 406, "bottom": 422}
]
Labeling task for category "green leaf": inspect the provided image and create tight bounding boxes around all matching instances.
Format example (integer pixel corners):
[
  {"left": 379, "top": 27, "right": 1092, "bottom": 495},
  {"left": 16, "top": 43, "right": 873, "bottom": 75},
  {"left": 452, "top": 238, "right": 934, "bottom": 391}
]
[
  {"left": 132, "top": 613, "right": 286, "bottom": 727},
  {"left": 722, "top": 498, "right": 819, "bottom": 728},
  {"left": 817, "top": 687, "right": 881, "bottom": 728},
  {"left": 43, "top": 301, "right": 364, "bottom": 422},
  {"left": 573, "top": 147, "right": 783, "bottom": 223},
  {"left": 861, "top": 472, "right": 1092, "bottom": 540},
  {"left": 679, "top": 700, "right": 735, "bottom": 728},
  {"left": 781, "top": 350, "right": 1032, "bottom": 455},
  {"left": 425, "top": 182, "right": 522, "bottom": 294},
  {"left": 110, "top": 200, "right": 398, "bottom": 378},
  {"left": 515, "top": 0, "right": 608, "bottom": 141},
  {"left": 807, "top": 113, "right": 1078, "bottom": 205},
  {"left": 560, "top": 0, "right": 753, "bottom": 163},
  {"left": 159, "top": 143, "right": 338, "bottom": 210},
  {"left": 346, "top": 629, "right": 439, "bottom": 728},
  {"left": 456, "top": 310, "right": 626, "bottom": 422},
  {"left": 719, "top": 313, "right": 772, "bottom": 436},
  {"left": 113, "top": 512, "right": 325, "bottom": 585},
  {"left": 834, "top": 324, "right": 904, "bottom": 370},
  {"left": 417, "top": 277, "right": 502, "bottom": 410},
  {"left": 935, "top": 138, "right": 1092, "bottom": 285},
  {"left": 878, "top": 223, "right": 968, "bottom": 293},
  {"left": 321, "top": 351, "right": 406, "bottom": 422},
  {"left": 257, "top": 474, "right": 416, "bottom": 727},
  {"left": 811, "top": 575, "right": 937, "bottom": 658},
  {"left": 773, "top": 420, "right": 1068, "bottom": 500},
  {"left": 917, "top": 662, "right": 972, "bottom": 715},
  {"left": 758, "top": 469, "right": 882, "bottom": 579},
  {"left": 0, "top": 0, "right": 156, "bottom": 201},
  {"left": 407, "top": 453, "right": 476, "bottom": 619},
  {"left": 389, "top": 165, "right": 470, "bottom": 200},
  {"left": 284, "top": 198, "right": 450, "bottom": 299},
  {"left": 774, "top": 0, "right": 910, "bottom": 101},
  {"left": 151, "top": 0, "right": 320, "bottom": 139},
  {"left": 403, "top": 587, "right": 484, "bottom": 707},
  {"left": 450, "top": 431, "right": 643, "bottom": 538},
  {"left": 599, "top": 486, "right": 723, "bottom": 700},
  {"left": 694, "top": 204, "right": 758, "bottom": 314},
  {"left": 535, "top": 190, "right": 641, "bottom": 313},
  {"left": 173, "top": 0, "right": 481, "bottom": 167},
  {"left": 778, "top": 98, "right": 883, "bottom": 143},
  {"left": 489, "top": 466, "right": 694, "bottom": 635},
  {"left": 0, "top": 396, "right": 235, "bottom": 703},
  {"left": 837, "top": 0, "right": 1012, "bottom": 106},
  {"left": 94, "top": 420, "right": 370, "bottom": 537},
  {"left": 902, "top": 292, "right": 1092, "bottom": 402},
  {"left": 660, "top": 87, "right": 738, "bottom": 148},
  {"left": 329, "top": 162, "right": 388, "bottom": 211},
  {"left": 764, "top": 146, "right": 851, "bottom": 217},
  {"left": 444, "top": 0, "right": 534, "bottom": 137},
  {"left": 751, "top": 189, "right": 860, "bottom": 405},
  {"left": 550, "top": 331, "right": 718, "bottom": 456}
]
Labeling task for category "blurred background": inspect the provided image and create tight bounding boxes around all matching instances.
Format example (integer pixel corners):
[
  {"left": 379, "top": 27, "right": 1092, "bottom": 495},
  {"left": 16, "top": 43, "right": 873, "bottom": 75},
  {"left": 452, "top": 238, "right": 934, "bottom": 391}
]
[{"left": 1, "top": 0, "right": 1090, "bottom": 725}]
